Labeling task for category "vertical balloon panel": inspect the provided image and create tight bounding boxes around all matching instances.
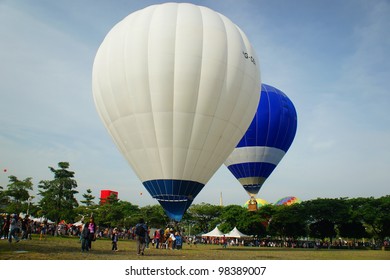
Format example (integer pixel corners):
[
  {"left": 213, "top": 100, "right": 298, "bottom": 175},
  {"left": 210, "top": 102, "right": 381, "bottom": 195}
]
[{"left": 93, "top": 3, "right": 261, "bottom": 221}]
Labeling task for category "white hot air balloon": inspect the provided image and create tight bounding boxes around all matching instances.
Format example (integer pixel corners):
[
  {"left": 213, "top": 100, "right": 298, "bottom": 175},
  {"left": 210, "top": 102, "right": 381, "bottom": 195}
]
[{"left": 92, "top": 3, "right": 261, "bottom": 221}]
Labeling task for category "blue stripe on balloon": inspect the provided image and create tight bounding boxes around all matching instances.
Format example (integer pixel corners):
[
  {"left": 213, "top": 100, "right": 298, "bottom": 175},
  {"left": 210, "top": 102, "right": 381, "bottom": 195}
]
[
  {"left": 227, "top": 162, "right": 276, "bottom": 181},
  {"left": 243, "top": 185, "right": 262, "bottom": 195},
  {"left": 143, "top": 179, "right": 204, "bottom": 221}
]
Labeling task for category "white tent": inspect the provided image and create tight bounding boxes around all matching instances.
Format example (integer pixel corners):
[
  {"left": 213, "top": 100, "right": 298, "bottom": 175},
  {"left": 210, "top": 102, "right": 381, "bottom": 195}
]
[
  {"left": 225, "top": 227, "right": 251, "bottom": 239},
  {"left": 72, "top": 221, "right": 84, "bottom": 227},
  {"left": 31, "top": 216, "right": 54, "bottom": 224},
  {"left": 201, "top": 226, "right": 224, "bottom": 237}
]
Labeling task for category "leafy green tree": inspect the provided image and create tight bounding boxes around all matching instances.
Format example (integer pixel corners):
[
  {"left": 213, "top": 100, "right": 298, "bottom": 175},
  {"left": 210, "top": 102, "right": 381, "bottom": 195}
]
[
  {"left": 303, "top": 198, "right": 349, "bottom": 243},
  {"left": 210, "top": 205, "right": 266, "bottom": 236},
  {"left": 180, "top": 210, "right": 197, "bottom": 235},
  {"left": 4, "top": 176, "right": 33, "bottom": 214},
  {"left": 217, "top": 205, "right": 247, "bottom": 233},
  {"left": 38, "top": 162, "right": 79, "bottom": 223},
  {"left": 336, "top": 198, "right": 369, "bottom": 239},
  {"left": 257, "top": 204, "right": 276, "bottom": 229},
  {"left": 140, "top": 205, "right": 170, "bottom": 228},
  {"left": 73, "top": 204, "right": 99, "bottom": 222},
  {"left": 309, "top": 219, "right": 337, "bottom": 242},
  {"left": 106, "top": 193, "right": 119, "bottom": 204},
  {"left": 356, "top": 196, "right": 390, "bottom": 242},
  {"left": 268, "top": 204, "right": 308, "bottom": 239},
  {"left": 240, "top": 210, "right": 267, "bottom": 237},
  {"left": 186, "top": 203, "right": 223, "bottom": 233},
  {"left": 95, "top": 200, "right": 140, "bottom": 228},
  {"left": 338, "top": 222, "right": 368, "bottom": 239},
  {"left": 80, "top": 188, "right": 96, "bottom": 207},
  {"left": 0, "top": 185, "right": 10, "bottom": 213}
]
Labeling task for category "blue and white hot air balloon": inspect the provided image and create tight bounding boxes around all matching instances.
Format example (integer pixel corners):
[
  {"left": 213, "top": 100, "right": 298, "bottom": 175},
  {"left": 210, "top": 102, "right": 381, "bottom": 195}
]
[
  {"left": 225, "top": 84, "right": 297, "bottom": 198},
  {"left": 92, "top": 3, "right": 261, "bottom": 221}
]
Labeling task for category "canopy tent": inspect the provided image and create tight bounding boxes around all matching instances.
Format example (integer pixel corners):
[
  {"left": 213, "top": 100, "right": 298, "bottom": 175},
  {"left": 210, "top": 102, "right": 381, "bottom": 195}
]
[
  {"left": 201, "top": 226, "right": 224, "bottom": 237},
  {"left": 31, "top": 217, "right": 54, "bottom": 224},
  {"left": 72, "top": 221, "right": 84, "bottom": 227},
  {"left": 225, "top": 227, "right": 251, "bottom": 239}
]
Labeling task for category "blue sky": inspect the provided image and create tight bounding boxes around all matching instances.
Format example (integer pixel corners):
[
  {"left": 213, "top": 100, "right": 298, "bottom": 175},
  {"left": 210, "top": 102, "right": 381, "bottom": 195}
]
[{"left": 1, "top": 0, "right": 389, "bottom": 207}]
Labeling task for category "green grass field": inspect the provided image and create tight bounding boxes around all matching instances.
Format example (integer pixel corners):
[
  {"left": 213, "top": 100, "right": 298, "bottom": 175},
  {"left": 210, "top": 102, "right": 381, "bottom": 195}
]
[{"left": 1, "top": 235, "right": 389, "bottom": 260}]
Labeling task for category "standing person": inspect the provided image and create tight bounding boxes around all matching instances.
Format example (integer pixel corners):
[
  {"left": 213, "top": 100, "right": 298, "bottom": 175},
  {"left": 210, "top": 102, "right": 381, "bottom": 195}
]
[
  {"left": 81, "top": 222, "right": 89, "bottom": 252},
  {"left": 175, "top": 232, "right": 183, "bottom": 249},
  {"left": 1, "top": 214, "right": 10, "bottom": 240},
  {"left": 21, "top": 215, "right": 30, "bottom": 240},
  {"left": 111, "top": 228, "right": 119, "bottom": 251},
  {"left": 39, "top": 219, "right": 48, "bottom": 240},
  {"left": 154, "top": 229, "right": 161, "bottom": 249},
  {"left": 135, "top": 218, "right": 147, "bottom": 256},
  {"left": 0, "top": 214, "right": 4, "bottom": 238},
  {"left": 8, "top": 214, "right": 20, "bottom": 243},
  {"left": 221, "top": 235, "right": 227, "bottom": 248},
  {"left": 145, "top": 226, "right": 151, "bottom": 249},
  {"left": 169, "top": 230, "right": 176, "bottom": 250},
  {"left": 27, "top": 218, "right": 33, "bottom": 240},
  {"left": 164, "top": 226, "right": 170, "bottom": 242},
  {"left": 159, "top": 228, "right": 165, "bottom": 248},
  {"left": 87, "top": 217, "right": 97, "bottom": 250}
]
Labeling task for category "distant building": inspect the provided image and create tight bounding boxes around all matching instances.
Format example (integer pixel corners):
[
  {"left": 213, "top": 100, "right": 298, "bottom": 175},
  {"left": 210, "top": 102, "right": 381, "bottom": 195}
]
[{"left": 100, "top": 190, "right": 118, "bottom": 205}]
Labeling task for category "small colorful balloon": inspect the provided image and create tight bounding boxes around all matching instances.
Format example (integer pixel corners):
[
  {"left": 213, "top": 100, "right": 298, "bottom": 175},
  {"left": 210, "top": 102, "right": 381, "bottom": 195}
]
[{"left": 274, "top": 196, "right": 301, "bottom": 206}]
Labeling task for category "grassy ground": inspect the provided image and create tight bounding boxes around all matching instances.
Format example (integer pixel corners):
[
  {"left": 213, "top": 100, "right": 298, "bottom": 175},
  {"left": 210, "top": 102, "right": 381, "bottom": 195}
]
[{"left": 0, "top": 235, "right": 389, "bottom": 260}]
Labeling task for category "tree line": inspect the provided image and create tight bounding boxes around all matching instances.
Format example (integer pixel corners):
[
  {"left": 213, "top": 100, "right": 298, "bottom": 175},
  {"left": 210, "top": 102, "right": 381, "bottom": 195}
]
[{"left": 1, "top": 162, "right": 389, "bottom": 243}]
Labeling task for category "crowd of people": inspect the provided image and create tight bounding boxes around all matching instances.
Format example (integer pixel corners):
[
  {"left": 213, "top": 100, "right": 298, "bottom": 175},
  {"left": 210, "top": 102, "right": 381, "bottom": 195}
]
[
  {"left": 76, "top": 217, "right": 186, "bottom": 255},
  {"left": 1, "top": 213, "right": 49, "bottom": 242},
  {"left": 1, "top": 214, "right": 186, "bottom": 256},
  {"left": 4, "top": 214, "right": 386, "bottom": 255},
  {"left": 150, "top": 224, "right": 183, "bottom": 250},
  {"left": 199, "top": 236, "right": 390, "bottom": 249}
]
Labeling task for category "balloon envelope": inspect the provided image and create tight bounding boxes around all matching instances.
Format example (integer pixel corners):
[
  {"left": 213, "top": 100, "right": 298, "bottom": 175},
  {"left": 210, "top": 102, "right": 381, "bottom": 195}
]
[
  {"left": 274, "top": 196, "right": 301, "bottom": 206},
  {"left": 225, "top": 84, "right": 297, "bottom": 197},
  {"left": 92, "top": 3, "right": 260, "bottom": 221}
]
